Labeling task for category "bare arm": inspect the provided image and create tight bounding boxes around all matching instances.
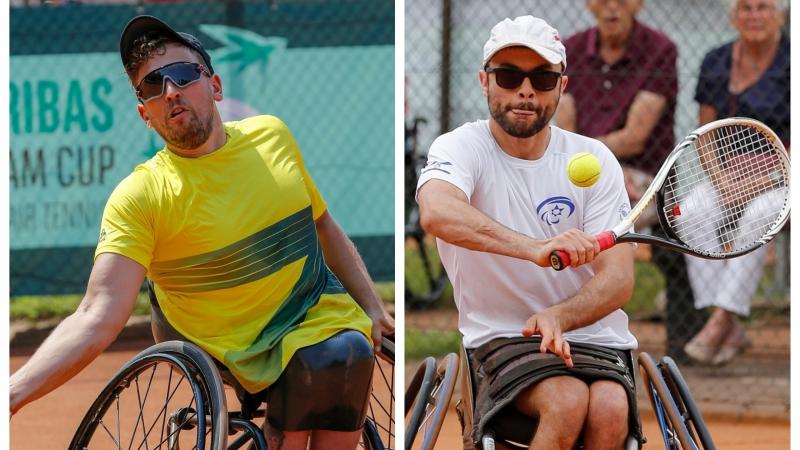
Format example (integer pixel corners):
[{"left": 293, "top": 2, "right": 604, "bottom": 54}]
[
  {"left": 315, "top": 211, "right": 394, "bottom": 350},
  {"left": 522, "top": 243, "right": 635, "bottom": 366},
  {"left": 555, "top": 93, "right": 578, "bottom": 132},
  {"left": 10, "top": 253, "right": 146, "bottom": 415},
  {"left": 417, "top": 179, "right": 599, "bottom": 268},
  {"left": 598, "top": 90, "right": 668, "bottom": 159}
]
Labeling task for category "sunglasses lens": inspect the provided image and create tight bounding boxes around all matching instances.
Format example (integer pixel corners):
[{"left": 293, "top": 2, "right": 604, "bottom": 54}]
[
  {"left": 531, "top": 72, "right": 561, "bottom": 91},
  {"left": 138, "top": 76, "right": 164, "bottom": 100},
  {"left": 137, "top": 63, "right": 204, "bottom": 101},
  {"left": 493, "top": 69, "right": 526, "bottom": 89},
  {"left": 169, "top": 64, "right": 203, "bottom": 85}
]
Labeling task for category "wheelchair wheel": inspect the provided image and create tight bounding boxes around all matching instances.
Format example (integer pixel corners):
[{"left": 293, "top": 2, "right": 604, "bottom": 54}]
[
  {"left": 404, "top": 357, "right": 437, "bottom": 449},
  {"left": 638, "top": 352, "right": 695, "bottom": 450},
  {"left": 408, "top": 352, "right": 459, "bottom": 450},
  {"left": 660, "top": 357, "right": 716, "bottom": 450},
  {"left": 69, "top": 341, "right": 228, "bottom": 450},
  {"left": 361, "top": 335, "right": 396, "bottom": 450}
]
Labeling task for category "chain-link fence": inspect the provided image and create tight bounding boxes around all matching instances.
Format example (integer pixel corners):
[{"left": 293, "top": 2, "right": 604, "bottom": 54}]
[
  {"left": 406, "top": 0, "right": 789, "bottom": 421},
  {"left": 10, "top": 0, "right": 395, "bottom": 296}
]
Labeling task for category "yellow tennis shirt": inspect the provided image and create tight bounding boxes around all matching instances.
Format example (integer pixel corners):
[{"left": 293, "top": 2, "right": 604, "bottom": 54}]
[{"left": 95, "top": 115, "right": 373, "bottom": 393}]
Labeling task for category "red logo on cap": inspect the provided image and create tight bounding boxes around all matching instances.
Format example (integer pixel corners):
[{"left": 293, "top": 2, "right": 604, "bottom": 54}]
[{"left": 553, "top": 33, "right": 561, "bottom": 42}]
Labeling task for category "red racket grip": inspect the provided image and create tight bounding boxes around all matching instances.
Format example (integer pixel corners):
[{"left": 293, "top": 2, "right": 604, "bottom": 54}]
[{"left": 549, "top": 231, "right": 617, "bottom": 271}]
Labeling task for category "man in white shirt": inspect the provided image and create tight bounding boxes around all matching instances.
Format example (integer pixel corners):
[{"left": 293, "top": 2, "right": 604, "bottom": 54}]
[{"left": 416, "top": 15, "right": 638, "bottom": 450}]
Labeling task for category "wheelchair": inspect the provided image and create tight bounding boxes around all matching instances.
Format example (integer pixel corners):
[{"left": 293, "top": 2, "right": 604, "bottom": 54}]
[
  {"left": 445, "top": 343, "right": 714, "bottom": 450},
  {"left": 404, "top": 351, "right": 459, "bottom": 450},
  {"left": 68, "top": 335, "right": 395, "bottom": 450},
  {"left": 637, "top": 352, "right": 716, "bottom": 450}
]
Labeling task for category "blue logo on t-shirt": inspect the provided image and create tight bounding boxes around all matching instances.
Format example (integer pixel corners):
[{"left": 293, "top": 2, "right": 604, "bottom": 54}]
[{"left": 536, "top": 196, "right": 575, "bottom": 225}]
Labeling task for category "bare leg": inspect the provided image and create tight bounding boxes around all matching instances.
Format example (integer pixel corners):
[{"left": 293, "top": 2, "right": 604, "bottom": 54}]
[
  {"left": 513, "top": 376, "right": 589, "bottom": 450},
  {"left": 583, "top": 380, "right": 629, "bottom": 450},
  {"left": 310, "top": 429, "right": 362, "bottom": 450}
]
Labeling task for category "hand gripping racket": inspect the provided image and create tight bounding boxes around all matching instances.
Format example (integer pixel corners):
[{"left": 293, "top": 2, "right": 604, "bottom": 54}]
[{"left": 550, "top": 117, "right": 790, "bottom": 271}]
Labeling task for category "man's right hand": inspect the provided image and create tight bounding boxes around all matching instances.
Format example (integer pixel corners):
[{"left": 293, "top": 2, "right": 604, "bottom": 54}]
[{"left": 531, "top": 229, "right": 600, "bottom": 268}]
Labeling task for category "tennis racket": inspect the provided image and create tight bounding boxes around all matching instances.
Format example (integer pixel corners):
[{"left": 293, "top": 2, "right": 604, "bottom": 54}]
[{"left": 550, "top": 117, "right": 790, "bottom": 271}]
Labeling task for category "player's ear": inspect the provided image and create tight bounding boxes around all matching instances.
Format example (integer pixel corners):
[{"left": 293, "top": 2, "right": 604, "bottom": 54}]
[
  {"left": 479, "top": 70, "right": 489, "bottom": 97},
  {"left": 560, "top": 75, "right": 569, "bottom": 94},
  {"left": 210, "top": 74, "right": 223, "bottom": 101},
  {"left": 137, "top": 104, "right": 152, "bottom": 128}
]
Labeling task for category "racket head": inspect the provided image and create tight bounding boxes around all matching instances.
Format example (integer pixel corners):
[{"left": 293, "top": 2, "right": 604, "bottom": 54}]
[{"left": 655, "top": 117, "right": 790, "bottom": 258}]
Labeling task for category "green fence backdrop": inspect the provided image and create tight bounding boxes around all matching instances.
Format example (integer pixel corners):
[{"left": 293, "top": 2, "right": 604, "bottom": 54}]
[{"left": 10, "top": 0, "right": 395, "bottom": 295}]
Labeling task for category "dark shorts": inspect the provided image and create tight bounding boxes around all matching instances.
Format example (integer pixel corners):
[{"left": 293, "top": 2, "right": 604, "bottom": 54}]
[
  {"left": 263, "top": 329, "right": 374, "bottom": 431},
  {"left": 463, "top": 336, "right": 642, "bottom": 448},
  {"left": 149, "top": 291, "right": 374, "bottom": 432}
]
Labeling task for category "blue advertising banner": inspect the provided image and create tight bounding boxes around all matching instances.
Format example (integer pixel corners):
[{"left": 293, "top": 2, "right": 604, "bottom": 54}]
[{"left": 10, "top": 2, "right": 394, "bottom": 294}]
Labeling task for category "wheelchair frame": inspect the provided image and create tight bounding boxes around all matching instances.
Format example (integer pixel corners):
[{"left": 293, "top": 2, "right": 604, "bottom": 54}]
[
  {"left": 638, "top": 352, "right": 716, "bottom": 450},
  {"left": 70, "top": 337, "right": 395, "bottom": 450},
  {"left": 403, "top": 352, "right": 459, "bottom": 450}
]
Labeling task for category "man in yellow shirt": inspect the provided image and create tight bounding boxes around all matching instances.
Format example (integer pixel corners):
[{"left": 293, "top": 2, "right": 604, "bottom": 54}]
[{"left": 10, "top": 15, "right": 394, "bottom": 450}]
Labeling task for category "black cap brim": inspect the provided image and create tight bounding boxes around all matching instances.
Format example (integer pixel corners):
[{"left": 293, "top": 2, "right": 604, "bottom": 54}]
[{"left": 120, "top": 15, "right": 214, "bottom": 75}]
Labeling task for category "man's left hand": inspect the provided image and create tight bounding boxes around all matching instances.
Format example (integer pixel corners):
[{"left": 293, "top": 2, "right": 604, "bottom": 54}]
[
  {"left": 368, "top": 308, "right": 395, "bottom": 354},
  {"left": 522, "top": 310, "right": 574, "bottom": 368}
]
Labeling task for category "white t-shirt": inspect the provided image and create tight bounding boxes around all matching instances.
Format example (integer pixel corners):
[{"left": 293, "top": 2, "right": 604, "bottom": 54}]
[{"left": 416, "top": 120, "right": 638, "bottom": 350}]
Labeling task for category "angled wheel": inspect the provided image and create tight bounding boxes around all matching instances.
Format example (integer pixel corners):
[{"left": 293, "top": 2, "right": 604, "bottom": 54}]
[
  {"left": 638, "top": 352, "right": 695, "bottom": 450},
  {"left": 69, "top": 341, "right": 228, "bottom": 450},
  {"left": 406, "top": 352, "right": 459, "bottom": 450},
  {"left": 404, "top": 357, "right": 437, "bottom": 449},
  {"left": 362, "top": 335, "right": 396, "bottom": 450},
  {"left": 660, "top": 357, "right": 716, "bottom": 450}
]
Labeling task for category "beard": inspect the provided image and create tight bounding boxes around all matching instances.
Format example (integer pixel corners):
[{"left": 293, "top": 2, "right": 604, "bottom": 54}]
[
  {"left": 488, "top": 95, "right": 557, "bottom": 139},
  {"left": 156, "top": 100, "right": 215, "bottom": 150}
]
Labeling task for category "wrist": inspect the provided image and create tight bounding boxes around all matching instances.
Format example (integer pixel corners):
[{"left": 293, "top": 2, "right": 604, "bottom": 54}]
[
  {"left": 548, "top": 305, "right": 571, "bottom": 332},
  {"left": 526, "top": 237, "right": 548, "bottom": 263},
  {"left": 363, "top": 301, "right": 387, "bottom": 319}
]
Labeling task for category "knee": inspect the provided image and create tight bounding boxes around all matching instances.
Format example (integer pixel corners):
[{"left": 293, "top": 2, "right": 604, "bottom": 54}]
[
  {"left": 538, "top": 384, "right": 590, "bottom": 428},
  {"left": 587, "top": 385, "right": 629, "bottom": 438}
]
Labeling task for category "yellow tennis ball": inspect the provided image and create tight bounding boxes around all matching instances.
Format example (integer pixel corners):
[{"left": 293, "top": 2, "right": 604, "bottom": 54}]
[{"left": 567, "top": 152, "right": 602, "bottom": 188}]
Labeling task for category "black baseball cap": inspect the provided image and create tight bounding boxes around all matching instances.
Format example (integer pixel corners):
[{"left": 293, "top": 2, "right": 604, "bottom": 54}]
[{"left": 120, "top": 15, "right": 214, "bottom": 75}]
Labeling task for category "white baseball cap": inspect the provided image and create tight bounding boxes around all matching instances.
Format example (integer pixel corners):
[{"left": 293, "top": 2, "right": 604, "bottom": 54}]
[{"left": 482, "top": 16, "right": 567, "bottom": 70}]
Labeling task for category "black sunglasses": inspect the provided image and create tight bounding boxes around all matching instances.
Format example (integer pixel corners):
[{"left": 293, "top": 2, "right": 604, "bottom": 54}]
[
  {"left": 136, "top": 62, "right": 210, "bottom": 102},
  {"left": 484, "top": 67, "right": 563, "bottom": 91}
]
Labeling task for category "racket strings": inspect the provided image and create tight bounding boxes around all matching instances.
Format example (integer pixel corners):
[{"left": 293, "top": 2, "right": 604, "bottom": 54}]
[{"left": 661, "top": 125, "right": 788, "bottom": 256}]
